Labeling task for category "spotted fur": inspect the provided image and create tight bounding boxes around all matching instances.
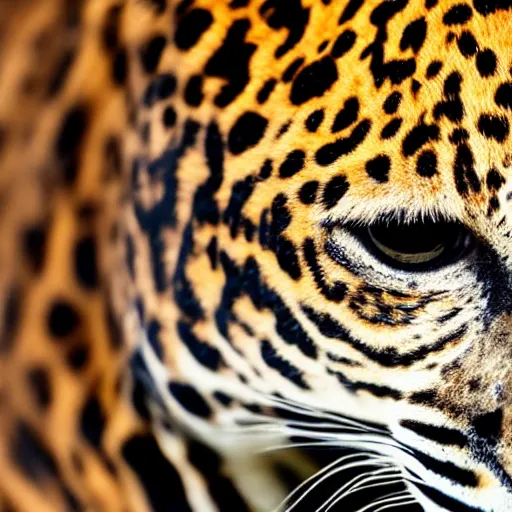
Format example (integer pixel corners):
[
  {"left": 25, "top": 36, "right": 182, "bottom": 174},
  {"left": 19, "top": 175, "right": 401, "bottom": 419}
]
[{"left": 1, "top": 0, "right": 512, "bottom": 511}]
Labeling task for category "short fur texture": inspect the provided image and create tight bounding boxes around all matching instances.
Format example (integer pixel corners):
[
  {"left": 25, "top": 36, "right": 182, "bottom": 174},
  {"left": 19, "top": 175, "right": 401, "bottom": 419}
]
[{"left": 0, "top": 1, "right": 511, "bottom": 511}]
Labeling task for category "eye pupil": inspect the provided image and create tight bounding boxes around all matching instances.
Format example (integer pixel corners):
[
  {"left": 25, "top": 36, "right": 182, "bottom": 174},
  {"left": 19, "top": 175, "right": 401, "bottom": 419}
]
[
  {"left": 359, "top": 220, "right": 471, "bottom": 270},
  {"left": 369, "top": 223, "right": 445, "bottom": 255}
]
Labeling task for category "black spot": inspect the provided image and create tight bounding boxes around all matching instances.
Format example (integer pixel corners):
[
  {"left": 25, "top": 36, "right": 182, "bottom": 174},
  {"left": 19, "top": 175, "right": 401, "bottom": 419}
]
[
  {"left": 381, "top": 118, "right": 402, "bottom": 139},
  {"left": 22, "top": 224, "right": 47, "bottom": 274},
  {"left": 162, "top": 105, "right": 177, "bottom": 127},
  {"left": 81, "top": 393, "right": 106, "bottom": 449},
  {"left": 331, "top": 97, "right": 359, "bottom": 133},
  {"left": 426, "top": 60, "right": 442, "bottom": 78},
  {"left": 74, "top": 236, "right": 98, "bottom": 290},
  {"left": 66, "top": 344, "right": 90, "bottom": 371},
  {"left": 228, "top": 112, "right": 268, "bottom": 154},
  {"left": 323, "top": 175, "right": 349, "bottom": 209},
  {"left": 434, "top": 72, "right": 464, "bottom": 122},
  {"left": 282, "top": 57, "right": 304, "bottom": 82},
  {"left": 47, "top": 300, "right": 80, "bottom": 338},
  {"left": 244, "top": 220, "right": 255, "bottom": 242},
  {"left": 259, "top": 159, "right": 273, "bottom": 179},
  {"left": 276, "top": 121, "right": 292, "bottom": 138},
  {"left": 11, "top": 421, "right": 58, "bottom": 483},
  {"left": 104, "top": 135, "right": 122, "bottom": 178},
  {"left": 454, "top": 143, "right": 481, "bottom": 195},
  {"left": 365, "top": 155, "right": 390, "bottom": 183},
  {"left": 184, "top": 75, "right": 204, "bottom": 106},
  {"left": 457, "top": 31, "right": 478, "bottom": 57},
  {"left": 449, "top": 127, "right": 469, "bottom": 144},
  {"left": 168, "top": 382, "right": 212, "bottom": 418},
  {"left": 488, "top": 196, "right": 500, "bottom": 215},
  {"left": 416, "top": 150, "right": 438, "bottom": 177},
  {"left": 257, "top": 78, "right": 277, "bottom": 104},
  {"left": 338, "top": 0, "right": 364, "bottom": 23},
  {"left": 426, "top": 0, "right": 438, "bottom": 7},
  {"left": 175, "top": 9, "right": 213, "bottom": 50},
  {"left": 472, "top": 409, "right": 503, "bottom": 440},
  {"left": 112, "top": 48, "right": 128, "bottom": 85},
  {"left": 204, "top": 19, "right": 256, "bottom": 107},
  {"left": 27, "top": 368, "right": 51, "bottom": 410},
  {"left": 206, "top": 236, "right": 218, "bottom": 270},
  {"left": 47, "top": 50, "right": 75, "bottom": 97},
  {"left": 55, "top": 105, "right": 89, "bottom": 185},
  {"left": 305, "top": 109, "right": 324, "bottom": 132},
  {"left": 383, "top": 91, "right": 402, "bottom": 114},
  {"left": 411, "top": 79, "right": 422, "bottom": 94},
  {"left": 298, "top": 181, "right": 319, "bottom": 204},
  {"left": 102, "top": 4, "right": 122, "bottom": 50},
  {"left": 123, "top": 434, "right": 193, "bottom": 512},
  {"left": 1, "top": 288, "right": 20, "bottom": 352},
  {"left": 317, "top": 40, "right": 329, "bottom": 52},
  {"left": 213, "top": 391, "right": 232, "bottom": 405},
  {"left": 316, "top": 119, "right": 371, "bottom": 166},
  {"left": 279, "top": 150, "right": 305, "bottom": 178},
  {"left": 360, "top": 0, "right": 414, "bottom": 87},
  {"left": 495, "top": 82, "right": 512, "bottom": 110},
  {"left": 486, "top": 168, "right": 505, "bottom": 190},
  {"left": 260, "top": 340, "right": 309, "bottom": 389},
  {"left": 139, "top": 35, "right": 166, "bottom": 73},
  {"left": 146, "top": 319, "right": 164, "bottom": 360},
  {"left": 473, "top": 0, "right": 512, "bottom": 16},
  {"left": 400, "top": 17, "right": 427, "bottom": 53},
  {"left": 402, "top": 119, "right": 440, "bottom": 157},
  {"left": 276, "top": 238, "right": 302, "bottom": 280},
  {"left": 331, "top": 30, "right": 356, "bottom": 58},
  {"left": 290, "top": 57, "right": 338, "bottom": 105},
  {"left": 443, "top": 3, "right": 473, "bottom": 24},
  {"left": 140, "top": 122, "right": 151, "bottom": 145},
  {"left": 178, "top": 320, "right": 222, "bottom": 370},
  {"left": 476, "top": 49, "right": 497, "bottom": 77},
  {"left": 223, "top": 175, "right": 255, "bottom": 238},
  {"left": 478, "top": 113, "right": 510, "bottom": 142},
  {"left": 259, "top": 0, "right": 310, "bottom": 58},
  {"left": 230, "top": 0, "right": 249, "bottom": 7},
  {"left": 154, "top": 73, "right": 177, "bottom": 100}
]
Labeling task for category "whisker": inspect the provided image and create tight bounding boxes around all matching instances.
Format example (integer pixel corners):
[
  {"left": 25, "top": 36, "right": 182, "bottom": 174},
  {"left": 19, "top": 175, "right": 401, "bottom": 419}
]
[
  {"left": 319, "top": 467, "right": 399, "bottom": 512},
  {"left": 256, "top": 394, "right": 388, "bottom": 434},
  {"left": 355, "top": 491, "right": 412, "bottom": 512},
  {"left": 283, "top": 455, "right": 390, "bottom": 512},
  {"left": 272, "top": 452, "right": 374, "bottom": 512},
  {"left": 373, "top": 498, "right": 418, "bottom": 512}
]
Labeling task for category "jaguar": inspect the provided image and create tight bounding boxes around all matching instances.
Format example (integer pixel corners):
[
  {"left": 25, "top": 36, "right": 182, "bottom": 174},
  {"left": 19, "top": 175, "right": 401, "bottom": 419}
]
[{"left": 0, "top": 0, "right": 511, "bottom": 511}]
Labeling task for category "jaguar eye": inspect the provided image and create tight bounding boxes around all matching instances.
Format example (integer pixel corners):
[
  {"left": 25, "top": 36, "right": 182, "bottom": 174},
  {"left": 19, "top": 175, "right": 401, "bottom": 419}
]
[{"left": 355, "top": 220, "right": 473, "bottom": 271}]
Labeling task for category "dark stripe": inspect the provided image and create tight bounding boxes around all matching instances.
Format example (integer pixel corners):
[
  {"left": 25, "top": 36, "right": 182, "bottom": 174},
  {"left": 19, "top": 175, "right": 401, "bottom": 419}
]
[
  {"left": 400, "top": 419, "right": 467, "bottom": 447},
  {"left": 177, "top": 320, "right": 223, "bottom": 370},
  {"left": 187, "top": 440, "right": 250, "bottom": 511},
  {"left": 415, "top": 483, "right": 483, "bottom": 512},
  {"left": 123, "top": 434, "right": 193, "bottom": 512},
  {"left": 260, "top": 339, "right": 310, "bottom": 389},
  {"left": 303, "top": 238, "right": 347, "bottom": 302},
  {"left": 328, "top": 368, "right": 402, "bottom": 399},
  {"left": 168, "top": 382, "right": 212, "bottom": 419},
  {"left": 215, "top": 253, "right": 317, "bottom": 359},
  {"left": 173, "top": 223, "right": 205, "bottom": 321},
  {"left": 302, "top": 304, "right": 467, "bottom": 367},
  {"left": 411, "top": 448, "right": 478, "bottom": 487}
]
